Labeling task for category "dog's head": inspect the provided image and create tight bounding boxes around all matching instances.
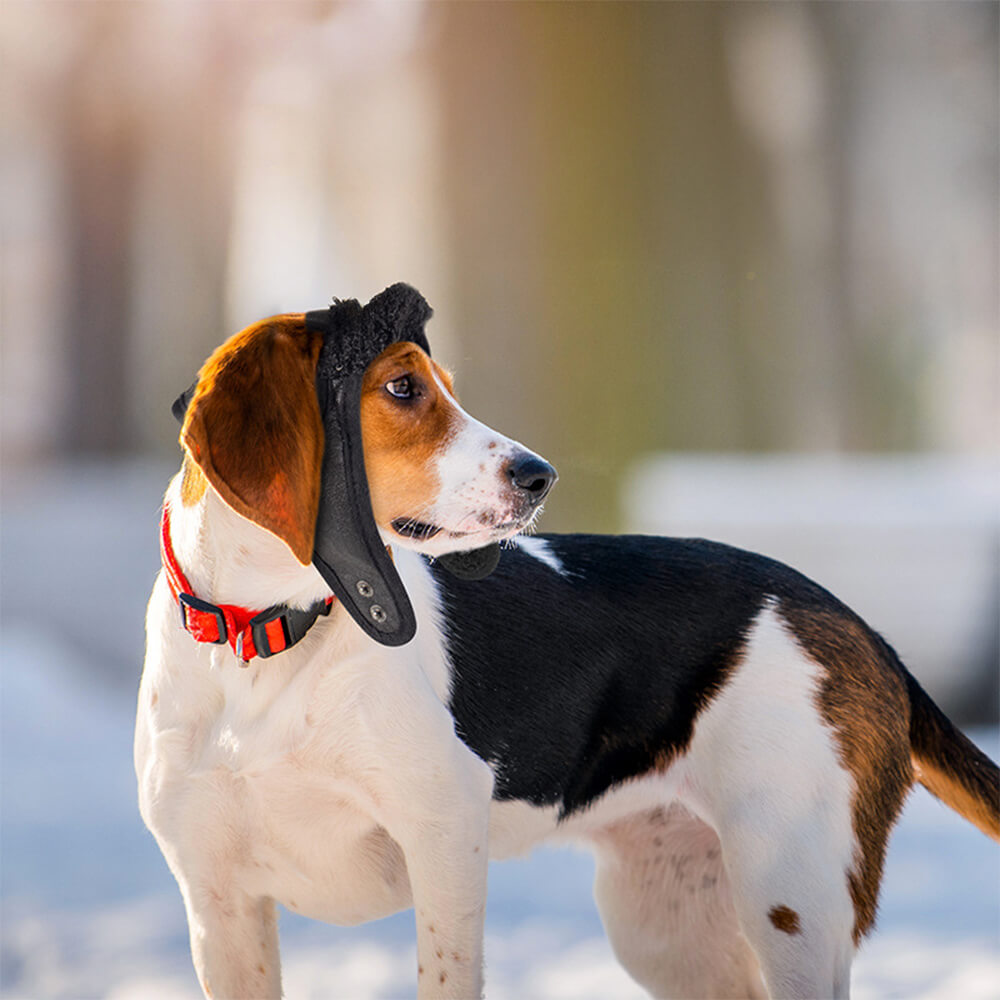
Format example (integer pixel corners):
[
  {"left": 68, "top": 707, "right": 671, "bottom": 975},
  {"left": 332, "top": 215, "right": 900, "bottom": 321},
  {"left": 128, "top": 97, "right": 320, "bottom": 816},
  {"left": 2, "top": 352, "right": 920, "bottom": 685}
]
[{"left": 176, "top": 284, "right": 556, "bottom": 643}]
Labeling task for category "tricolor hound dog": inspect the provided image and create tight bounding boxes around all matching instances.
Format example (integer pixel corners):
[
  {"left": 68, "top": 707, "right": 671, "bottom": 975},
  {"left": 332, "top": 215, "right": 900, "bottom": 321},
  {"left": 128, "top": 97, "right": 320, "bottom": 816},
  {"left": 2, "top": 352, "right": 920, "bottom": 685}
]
[{"left": 136, "top": 307, "right": 999, "bottom": 1000}]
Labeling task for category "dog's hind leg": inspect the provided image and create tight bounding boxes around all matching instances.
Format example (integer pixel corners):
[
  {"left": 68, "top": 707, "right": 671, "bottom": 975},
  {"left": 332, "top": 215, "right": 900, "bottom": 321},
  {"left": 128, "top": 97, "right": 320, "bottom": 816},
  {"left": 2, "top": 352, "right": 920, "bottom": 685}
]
[
  {"left": 710, "top": 820, "right": 855, "bottom": 1000},
  {"left": 684, "top": 602, "right": 869, "bottom": 999},
  {"left": 592, "top": 805, "right": 768, "bottom": 1000}
]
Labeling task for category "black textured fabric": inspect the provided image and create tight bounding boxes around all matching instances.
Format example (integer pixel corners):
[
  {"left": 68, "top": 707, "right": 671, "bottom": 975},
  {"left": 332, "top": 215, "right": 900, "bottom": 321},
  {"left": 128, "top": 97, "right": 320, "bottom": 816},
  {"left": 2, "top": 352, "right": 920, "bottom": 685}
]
[
  {"left": 171, "top": 382, "right": 197, "bottom": 424},
  {"left": 311, "top": 369, "right": 418, "bottom": 645},
  {"left": 435, "top": 543, "right": 501, "bottom": 580},
  {"left": 308, "top": 284, "right": 434, "bottom": 646},
  {"left": 313, "top": 284, "right": 432, "bottom": 379}
]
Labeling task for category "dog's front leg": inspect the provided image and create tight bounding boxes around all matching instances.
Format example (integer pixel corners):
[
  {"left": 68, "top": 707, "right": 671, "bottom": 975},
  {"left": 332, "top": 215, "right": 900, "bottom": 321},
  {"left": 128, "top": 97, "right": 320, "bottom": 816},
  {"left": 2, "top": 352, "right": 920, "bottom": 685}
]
[
  {"left": 365, "top": 686, "right": 494, "bottom": 999},
  {"left": 402, "top": 797, "right": 491, "bottom": 1000},
  {"left": 138, "top": 760, "right": 282, "bottom": 1000},
  {"left": 182, "top": 887, "right": 282, "bottom": 1000}
]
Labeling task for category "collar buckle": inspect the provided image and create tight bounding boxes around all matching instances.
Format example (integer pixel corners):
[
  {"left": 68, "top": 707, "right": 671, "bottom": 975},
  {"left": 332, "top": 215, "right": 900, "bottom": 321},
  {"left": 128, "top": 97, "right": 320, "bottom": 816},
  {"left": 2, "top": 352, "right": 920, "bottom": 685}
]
[
  {"left": 248, "top": 606, "right": 290, "bottom": 659},
  {"left": 178, "top": 592, "right": 228, "bottom": 646}
]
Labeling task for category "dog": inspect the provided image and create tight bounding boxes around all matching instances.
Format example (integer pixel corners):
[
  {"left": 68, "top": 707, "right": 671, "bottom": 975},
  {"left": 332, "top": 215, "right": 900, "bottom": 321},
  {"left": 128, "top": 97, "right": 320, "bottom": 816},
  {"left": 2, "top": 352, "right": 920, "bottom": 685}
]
[{"left": 136, "top": 286, "right": 999, "bottom": 1000}]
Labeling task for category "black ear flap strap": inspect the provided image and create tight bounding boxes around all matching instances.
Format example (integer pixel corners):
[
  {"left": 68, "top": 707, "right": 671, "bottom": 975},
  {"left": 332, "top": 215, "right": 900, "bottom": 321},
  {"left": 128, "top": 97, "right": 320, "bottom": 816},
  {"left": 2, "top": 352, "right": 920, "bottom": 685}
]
[{"left": 311, "top": 323, "right": 418, "bottom": 647}]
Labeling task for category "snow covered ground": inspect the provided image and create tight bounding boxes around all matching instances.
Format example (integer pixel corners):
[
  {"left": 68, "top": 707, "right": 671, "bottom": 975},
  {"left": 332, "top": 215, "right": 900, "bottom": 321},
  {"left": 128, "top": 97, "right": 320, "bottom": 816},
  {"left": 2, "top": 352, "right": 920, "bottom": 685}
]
[{"left": 2, "top": 462, "right": 998, "bottom": 999}]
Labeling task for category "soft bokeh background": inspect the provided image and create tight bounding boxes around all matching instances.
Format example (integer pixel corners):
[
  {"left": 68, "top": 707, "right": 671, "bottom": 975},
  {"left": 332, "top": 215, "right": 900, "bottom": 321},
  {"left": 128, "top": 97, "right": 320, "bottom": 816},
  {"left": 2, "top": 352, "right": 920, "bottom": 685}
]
[{"left": 2, "top": 2, "right": 997, "bottom": 998}]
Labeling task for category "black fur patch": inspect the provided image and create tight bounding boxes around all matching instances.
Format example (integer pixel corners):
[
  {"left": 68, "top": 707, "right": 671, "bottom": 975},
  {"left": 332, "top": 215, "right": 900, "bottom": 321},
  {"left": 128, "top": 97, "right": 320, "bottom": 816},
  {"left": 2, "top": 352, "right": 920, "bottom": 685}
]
[{"left": 433, "top": 534, "right": 842, "bottom": 818}]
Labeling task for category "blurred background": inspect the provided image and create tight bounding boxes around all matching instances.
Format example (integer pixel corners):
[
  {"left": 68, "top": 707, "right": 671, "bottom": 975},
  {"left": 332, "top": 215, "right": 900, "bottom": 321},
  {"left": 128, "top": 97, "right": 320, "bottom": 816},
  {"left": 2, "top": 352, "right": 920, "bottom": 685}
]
[{"left": 2, "top": 2, "right": 997, "bottom": 998}]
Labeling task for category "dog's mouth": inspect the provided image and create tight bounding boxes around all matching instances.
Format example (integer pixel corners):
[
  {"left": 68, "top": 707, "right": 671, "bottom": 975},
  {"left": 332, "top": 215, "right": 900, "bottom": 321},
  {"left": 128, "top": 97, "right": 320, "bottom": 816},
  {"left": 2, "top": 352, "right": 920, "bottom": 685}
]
[
  {"left": 390, "top": 508, "right": 539, "bottom": 553},
  {"left": 390, "top": 518, "right": 442, "bottom": 542}
]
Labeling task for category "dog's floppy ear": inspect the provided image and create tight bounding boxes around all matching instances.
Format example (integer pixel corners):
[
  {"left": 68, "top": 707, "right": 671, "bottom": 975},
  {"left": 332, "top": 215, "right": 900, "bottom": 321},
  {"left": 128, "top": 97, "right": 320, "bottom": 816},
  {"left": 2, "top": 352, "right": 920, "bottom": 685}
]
[{"left": 180, "top": 316, "right": 325, "bottom": 565}]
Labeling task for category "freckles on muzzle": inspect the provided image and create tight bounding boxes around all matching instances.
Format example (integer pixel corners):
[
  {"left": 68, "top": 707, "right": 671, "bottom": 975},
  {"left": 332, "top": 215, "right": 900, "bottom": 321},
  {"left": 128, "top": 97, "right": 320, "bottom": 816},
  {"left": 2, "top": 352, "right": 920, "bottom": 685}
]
[{"left": 434, "top": 449, "right": 556, "bottom": 541}]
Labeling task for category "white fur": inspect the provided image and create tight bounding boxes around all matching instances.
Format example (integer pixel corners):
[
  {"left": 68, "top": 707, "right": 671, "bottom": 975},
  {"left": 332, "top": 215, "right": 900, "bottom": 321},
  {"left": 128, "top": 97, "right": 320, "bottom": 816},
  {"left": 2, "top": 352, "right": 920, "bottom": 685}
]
[{"left": 514, "top": 535, "right": 568, "bottom": 576}]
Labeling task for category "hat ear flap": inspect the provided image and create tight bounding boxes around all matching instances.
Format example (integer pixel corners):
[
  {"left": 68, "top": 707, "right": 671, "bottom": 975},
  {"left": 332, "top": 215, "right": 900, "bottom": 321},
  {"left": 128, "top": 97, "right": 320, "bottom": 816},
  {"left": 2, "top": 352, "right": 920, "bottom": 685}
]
[{"left": 180, "top": 317, "right": 324, "bottom": 565}]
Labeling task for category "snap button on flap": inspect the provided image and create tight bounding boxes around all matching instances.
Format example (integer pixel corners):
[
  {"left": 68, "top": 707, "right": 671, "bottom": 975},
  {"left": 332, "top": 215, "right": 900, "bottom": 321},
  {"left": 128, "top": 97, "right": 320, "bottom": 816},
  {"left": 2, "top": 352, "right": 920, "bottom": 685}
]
[
  {"left": 369, "top": 605, "right": 386, "bottom": 622},
  {"left": 356, "top": 580, "right": 374, "bottom": 598}
]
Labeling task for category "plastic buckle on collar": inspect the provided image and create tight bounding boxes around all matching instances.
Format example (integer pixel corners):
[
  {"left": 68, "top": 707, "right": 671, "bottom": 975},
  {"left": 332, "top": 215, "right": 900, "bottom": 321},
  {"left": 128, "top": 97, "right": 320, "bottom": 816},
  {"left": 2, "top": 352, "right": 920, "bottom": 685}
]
[
  {"left": 178, "top": 593, "right": 228, "bottom": 645},
  {"left": 249, "top": 607, "right": 289, "bottom": 659}
]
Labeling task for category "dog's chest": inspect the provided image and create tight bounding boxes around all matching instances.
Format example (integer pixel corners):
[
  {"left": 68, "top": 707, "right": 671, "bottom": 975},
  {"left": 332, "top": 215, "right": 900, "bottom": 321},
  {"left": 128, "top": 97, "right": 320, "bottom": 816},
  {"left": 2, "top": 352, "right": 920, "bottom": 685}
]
[
  {"left": 153, "top": 656, "right": 416, "bottom": 927},
  {"left": 227, "top": 760, "right": 413, "bottom": 926}
]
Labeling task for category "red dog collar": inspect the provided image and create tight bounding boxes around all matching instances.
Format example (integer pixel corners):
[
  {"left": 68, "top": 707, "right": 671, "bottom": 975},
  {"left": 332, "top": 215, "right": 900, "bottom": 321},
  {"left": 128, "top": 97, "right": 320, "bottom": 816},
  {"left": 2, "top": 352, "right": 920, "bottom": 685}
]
[{"left": 160, "top": 503, "right": 333, "bottom": 664}]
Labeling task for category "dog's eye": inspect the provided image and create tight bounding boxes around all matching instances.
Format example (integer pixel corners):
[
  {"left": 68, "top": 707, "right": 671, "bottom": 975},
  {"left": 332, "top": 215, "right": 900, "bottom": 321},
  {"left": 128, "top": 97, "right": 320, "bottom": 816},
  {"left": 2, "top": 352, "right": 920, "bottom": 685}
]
[{"left": 386, "top": 376, "right": 414, "bottom": 399}]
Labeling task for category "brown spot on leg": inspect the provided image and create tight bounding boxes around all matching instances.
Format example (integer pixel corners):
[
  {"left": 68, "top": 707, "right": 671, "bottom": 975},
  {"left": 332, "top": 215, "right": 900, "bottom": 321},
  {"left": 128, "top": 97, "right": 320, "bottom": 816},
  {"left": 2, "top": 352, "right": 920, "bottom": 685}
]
[
  {"left": 439, "top": 972, "right": 447, "bottom": 984},
  {"left": 418, "top": 965, "right": 424, "bottom": 976},
  {"left": 768, "top": 905, "right": 801, "bottom": 935}
]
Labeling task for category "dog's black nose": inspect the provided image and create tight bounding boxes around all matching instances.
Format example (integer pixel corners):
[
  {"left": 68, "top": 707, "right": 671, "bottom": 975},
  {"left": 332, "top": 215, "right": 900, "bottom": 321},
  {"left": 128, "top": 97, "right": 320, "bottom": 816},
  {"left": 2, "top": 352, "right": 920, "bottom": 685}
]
[{"left": 507, "top": 453, "right": 558, "bottom": 505}]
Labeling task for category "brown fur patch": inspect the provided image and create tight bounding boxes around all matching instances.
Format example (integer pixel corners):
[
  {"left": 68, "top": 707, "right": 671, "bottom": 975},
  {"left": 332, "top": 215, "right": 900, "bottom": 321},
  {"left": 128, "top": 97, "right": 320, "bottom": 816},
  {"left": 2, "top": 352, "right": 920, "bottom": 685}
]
[
  {"left": 360, "top": 343, "right": 463, "bottom": 529},
  {"left": 180, "top": 454, "right": 208, "bottom": 506},
  {"left": 913, "top": 758, "right": 999, "bottom": 841},
  {"left": 780, "top": 603, "right": 913, "bottom": 943},
  {"left": 768, "top": 904, "right": 801, "bottom": 935},
  {"left": 181, "top": 314, "right": 324, "bottom": 564}
]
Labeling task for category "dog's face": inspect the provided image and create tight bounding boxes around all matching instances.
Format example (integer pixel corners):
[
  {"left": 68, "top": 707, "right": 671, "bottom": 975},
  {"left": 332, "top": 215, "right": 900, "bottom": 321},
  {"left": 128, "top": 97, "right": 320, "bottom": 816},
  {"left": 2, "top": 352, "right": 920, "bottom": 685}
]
[
  {"left": 361, "top": 341, "right": 555, "bottom": 558},
  {"left": 179, "top": 316, "right": 555, "bottom": 564}
]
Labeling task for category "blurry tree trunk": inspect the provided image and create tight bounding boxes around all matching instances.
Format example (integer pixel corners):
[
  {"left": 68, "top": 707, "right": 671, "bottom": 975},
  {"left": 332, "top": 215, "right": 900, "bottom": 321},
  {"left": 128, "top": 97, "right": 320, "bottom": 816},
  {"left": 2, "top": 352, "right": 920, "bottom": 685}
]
[
  {"left": 437, "top": 3, "right": 771, "bottom": 531},
  {"left": 60, "top": 8, "right": 137, "bottom": 453},
  {"left": 53, "top": 4, "right": 249, "bottom": 455},
  {"left": 125, "top": 4, "right": 241, "bottom": 453}
]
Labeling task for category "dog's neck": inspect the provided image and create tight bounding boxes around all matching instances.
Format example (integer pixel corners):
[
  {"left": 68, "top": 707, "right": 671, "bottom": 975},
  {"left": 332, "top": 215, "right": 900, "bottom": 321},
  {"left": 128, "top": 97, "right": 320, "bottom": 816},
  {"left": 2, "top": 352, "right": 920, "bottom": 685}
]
[{"left": 165, "top": 470, "right": 335, "bottom": 614}]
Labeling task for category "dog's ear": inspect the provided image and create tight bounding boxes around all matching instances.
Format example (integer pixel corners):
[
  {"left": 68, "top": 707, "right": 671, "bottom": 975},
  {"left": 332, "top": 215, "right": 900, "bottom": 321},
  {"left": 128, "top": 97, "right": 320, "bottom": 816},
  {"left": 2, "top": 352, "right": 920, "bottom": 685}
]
[{"left": 180, "top": 316, "right": 324, "bottom": 565}]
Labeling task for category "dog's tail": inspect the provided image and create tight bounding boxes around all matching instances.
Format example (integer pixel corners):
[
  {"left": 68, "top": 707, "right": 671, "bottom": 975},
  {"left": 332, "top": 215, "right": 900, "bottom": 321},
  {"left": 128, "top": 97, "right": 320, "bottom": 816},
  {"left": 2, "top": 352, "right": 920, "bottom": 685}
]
[{"left": 902, "top": 667, "right": 999, "bottom": 841}]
